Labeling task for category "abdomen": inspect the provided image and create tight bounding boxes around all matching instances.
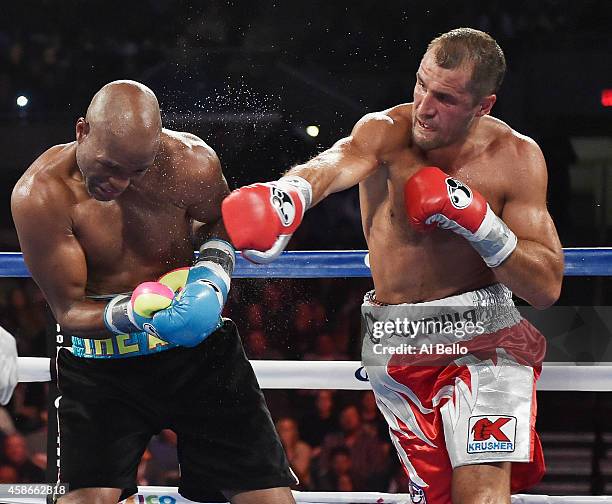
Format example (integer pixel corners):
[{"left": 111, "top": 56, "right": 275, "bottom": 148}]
[{"left": 367, "top": 226, "right": 495, "bottom": 304}]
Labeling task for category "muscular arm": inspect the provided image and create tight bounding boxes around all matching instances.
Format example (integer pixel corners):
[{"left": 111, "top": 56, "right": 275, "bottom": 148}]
[
  {"left": 286, "top": 113, "right": 395, "bottom": 206},
  {"left": 181, "top": 142, "right": 231, "bottom": 246},
  {"left": 494, "top": 139, "right": 564, "bottom": 308},
  {"left": 11, "top": 178, "right": 109, "bottom": 338}
]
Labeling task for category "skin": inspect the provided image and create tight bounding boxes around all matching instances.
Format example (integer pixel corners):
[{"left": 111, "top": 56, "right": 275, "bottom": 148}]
[
  {"left": 288, "top": 50, "right": 563, "bottom": 307},
  {"left": 284, "top": 49, "right": 564, "bottom": 501},
  {"left": 12, "top": 81, "right": 293, "bottom": 504},
  {"left": 276, "top": 418, "right": 312, "bottom": 486}
]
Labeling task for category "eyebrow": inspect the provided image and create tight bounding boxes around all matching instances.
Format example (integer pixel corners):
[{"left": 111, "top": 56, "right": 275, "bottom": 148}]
[
  {"left": 435, "top": 90, "right": 455, "bottom": 102},
  {"left": 416, "top": 72, "right": 457, "bottom": 102}
]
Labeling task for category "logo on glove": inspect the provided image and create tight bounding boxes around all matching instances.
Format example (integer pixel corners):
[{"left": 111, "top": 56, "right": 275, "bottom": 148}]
[
  {"left": 409, "top": 481, "right": 427, "bottom": 503},
  {"left": 270, "top": 186, "right": 296, "bottom": 226},
  {"left": 445, "top": 177, "right": 472, "bottom": 209}
]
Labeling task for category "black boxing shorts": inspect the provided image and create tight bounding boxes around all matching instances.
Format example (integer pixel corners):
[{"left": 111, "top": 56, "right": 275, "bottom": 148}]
[{"left": 55, "top": 318, "right": 296, "bottom": 502}]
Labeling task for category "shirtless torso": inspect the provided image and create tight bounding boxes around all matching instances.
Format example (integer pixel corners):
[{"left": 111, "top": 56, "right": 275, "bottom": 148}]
[
  {"left": 12, "top": 130, "right": 228, "bottom": 336},
  {"left": 221, "top": 29, "right": 564, "bottom": 502},
  {"left": 361, "top": 103, "right": 524, "bottom": 303},
  {"left": 12, "top": 81, "right": 297, "bottom": 504}
]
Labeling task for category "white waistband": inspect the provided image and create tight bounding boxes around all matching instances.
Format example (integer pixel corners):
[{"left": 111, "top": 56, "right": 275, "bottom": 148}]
[{"left": 363, "top": 283, "right": 514, "bottom": 308}]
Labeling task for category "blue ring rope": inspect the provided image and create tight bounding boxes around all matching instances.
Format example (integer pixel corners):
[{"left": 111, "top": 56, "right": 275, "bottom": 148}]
[{"left": 0, "top": 248, "right": 611, "bottom": 278}]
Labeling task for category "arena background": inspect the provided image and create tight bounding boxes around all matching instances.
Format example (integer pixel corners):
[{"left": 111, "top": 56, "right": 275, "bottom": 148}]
[{"left": 0, "top": 0, "right": 611, "bottom": 496}]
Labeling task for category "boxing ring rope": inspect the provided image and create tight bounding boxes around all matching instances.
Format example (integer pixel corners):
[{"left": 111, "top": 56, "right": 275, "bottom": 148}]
[
  {"left": 12, "top": 247, "right": 612, "bottom": 392},
  {"left": 2, "top": 247, "right": 612, "bottom": 278},
  {"left": 15, "top": 359, "right": 612, "bottom": 392},
  {"left": 4, "top": 248, "right": 612, "bottom": 503}
]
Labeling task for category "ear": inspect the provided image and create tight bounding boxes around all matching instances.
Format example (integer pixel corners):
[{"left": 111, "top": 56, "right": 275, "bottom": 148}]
[
  {"left": 475, "top": 94, "right": 496, "bottom": 117},
  {"left": 75, "top": 118, "right": 90, "bottom": 143}
]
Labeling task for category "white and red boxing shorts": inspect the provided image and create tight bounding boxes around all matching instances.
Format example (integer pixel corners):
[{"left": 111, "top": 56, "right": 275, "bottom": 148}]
[{"left": 361, "top": 284, "right": 546, "bottom": 503}]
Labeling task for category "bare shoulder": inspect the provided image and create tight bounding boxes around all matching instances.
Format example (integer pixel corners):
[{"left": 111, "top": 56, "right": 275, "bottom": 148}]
[
  {"left": 162, "top": 129, "right": 220, "bottom": 172},
  {"left": 485, "top": 116, "right": 543, "bottom": 158},
  {"left": 352, "top": 103, "right": 412, "bottom": 154},
  {"left": 159, "top": 129, "right": 228, "bottom": 206},
  {"left": 12, "top": 143, "right": 77, "bottom": 217},
  {"left": 483, "top": 117, "right": 547, "bottom": 197}
]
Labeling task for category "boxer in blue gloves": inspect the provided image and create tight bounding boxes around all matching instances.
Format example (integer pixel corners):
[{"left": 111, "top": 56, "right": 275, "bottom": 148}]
[{"left": 12, "top": 80, "right": 296, "bottom": 504}]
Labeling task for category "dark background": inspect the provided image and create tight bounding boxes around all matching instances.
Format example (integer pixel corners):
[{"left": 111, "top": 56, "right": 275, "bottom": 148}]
[{"left": 0, "top": 0, "right": 611, "bottom": 496}]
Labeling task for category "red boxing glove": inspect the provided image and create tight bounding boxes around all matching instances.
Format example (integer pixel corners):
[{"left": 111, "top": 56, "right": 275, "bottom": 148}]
[
  {"left": 222, "top": 176, "right": 312, "bottom": 263},
  {"left": 405, "top": 167, "right": 517, "bottom": 267}
]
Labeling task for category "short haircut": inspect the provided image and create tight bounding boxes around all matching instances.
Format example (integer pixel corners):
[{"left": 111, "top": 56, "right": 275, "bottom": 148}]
[{"left": 427, "top": 28, "right": 506, "bottom": 100}]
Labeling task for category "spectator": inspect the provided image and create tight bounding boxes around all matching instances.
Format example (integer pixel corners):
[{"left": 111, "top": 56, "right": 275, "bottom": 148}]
[
  {"left": 25, "top": 409, "right": 47, "bottom": 471},
  {"left": 317, "top": 405, "right": 389, "bottom": 491},
  {"left": 147, "top": 429, "right": 179, "bottom": 485},
  {"left": 1, "top": 434, "right": 45, "bottom": 483},
  {"left": 317, "top": 446, "right": 355, "bottom": 491},
  {"left": 359, "top": 391, "right": 387, "bottom": 441},
  {"left": 246, "top": 303, "right": 265, "bottom": 331},
  {"left": 2, "top": 287, "right": 46, "bottom": 356},
  {"left": 0, "top": 406, "right": 16, "bottom": 437},
  {"left": 387, "top": 464, "right": 413, "bottom": 494},
  {"left": 137, "top": 448, "right": 161, "bottom": 486},
  {"left": 10, "top": 384, "right": 45, "bottom": 433},
  {"left": 275, "top": 417, "right": 312, "bottom": 489},
  {"left": 304, "top": 333, "right": 349, "bottom": 361},
  {"left": 300, "top": 390, "right": 339, "bottom": 451},
  {"left": 261, "top": 283, "right": 287, "bottom": 317},
  {"left": 292, "top": 300, "right": 327, "bottom": 357},
  {"left": 0, "top": 464, "right": 18, "bottom": 483},
  {"left": 244, "top": 330, "right": 283, "bottom": 359}
]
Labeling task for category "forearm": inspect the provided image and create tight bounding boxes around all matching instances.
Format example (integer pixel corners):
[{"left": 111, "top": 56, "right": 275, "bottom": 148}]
[
  {"left": 493, "top": 240, "right": 564, "bottom": 309},
  {"left": 286, "top": 140, "right": 368, "bottom": 206},
  {"left": 193, "top": 218, "right": 230, "bottom": 249},
  {"left": 286, "top": 160, "right": 340, "bottom": 207},
  {"left": 53, "top": 299, "right": 114, "bottom": 339}
]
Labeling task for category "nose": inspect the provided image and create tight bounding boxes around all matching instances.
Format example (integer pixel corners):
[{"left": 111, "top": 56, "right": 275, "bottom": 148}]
[
  {"left": 107, "top": 176, "right": 130, "bottom": 192},
  {"left": 417, "top": 91, "right": 437, "bottom": 118}
]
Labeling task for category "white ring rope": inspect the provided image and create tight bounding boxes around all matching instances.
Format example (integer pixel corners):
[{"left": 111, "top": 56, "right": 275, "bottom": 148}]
[
  {"left": 15, "top": 357, "right": 612, "bottom": 391},
  {"left": 10, "top": 359, "right": 612, "bottom": 503},
  {"left": 2, "top": 488, "right": 612, "bottom": 504}
]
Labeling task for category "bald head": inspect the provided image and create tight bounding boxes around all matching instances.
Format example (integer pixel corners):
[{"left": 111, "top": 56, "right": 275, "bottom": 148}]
[
  {"left": 86, "top": 80, "right": 161, "bottom": 145},
  {"left": 75, "top": 80, "right": 163, "bottom": 201}
]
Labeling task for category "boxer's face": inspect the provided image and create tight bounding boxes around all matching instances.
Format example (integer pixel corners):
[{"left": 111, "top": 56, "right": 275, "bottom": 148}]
[
  {"left": 75, "top": 118, "right": 159, "bottom": 201},
  {"left": 412, "top": 51, "right": 495, "bottom": 151}
]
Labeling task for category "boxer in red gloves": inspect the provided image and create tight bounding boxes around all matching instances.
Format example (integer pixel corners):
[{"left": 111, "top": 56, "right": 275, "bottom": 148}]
[{"left": 224, "top": 29, "right": 564, "bottom": 503}]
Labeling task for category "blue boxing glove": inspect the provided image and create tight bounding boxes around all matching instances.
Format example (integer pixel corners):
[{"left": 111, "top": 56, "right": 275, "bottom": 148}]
[{"left": 129, "top": 239, "right": 235, "bottom": 347}]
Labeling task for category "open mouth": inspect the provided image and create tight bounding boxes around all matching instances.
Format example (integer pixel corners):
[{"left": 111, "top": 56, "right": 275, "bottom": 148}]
[
  {"left": 416, "top": 118, "right": 435, "bottom": 131},
  {"left": 95, "top": 185, "right": 121, "bottom": 199}
]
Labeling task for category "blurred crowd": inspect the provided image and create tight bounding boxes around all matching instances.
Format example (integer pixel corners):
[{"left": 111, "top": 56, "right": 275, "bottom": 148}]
[{"left": 1, "top": 0, "right": 608, "bottom": 118}]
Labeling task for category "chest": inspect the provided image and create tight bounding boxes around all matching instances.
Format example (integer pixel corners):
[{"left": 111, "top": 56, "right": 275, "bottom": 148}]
[
  {"left": 361, "top": 149, "right": 507, "bottom": 231},
  {"left": 71, "top": 195, "right": 193, "bottom": 272}
]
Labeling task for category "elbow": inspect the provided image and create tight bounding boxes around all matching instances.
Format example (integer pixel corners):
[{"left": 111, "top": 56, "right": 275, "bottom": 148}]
[
  {"left": 54, "top": 311, "right": 72, "bottom": 333},
  {"left": 530, "top": 281, "right": 562, "bottom": 310},
  {"left": 530, "top": 293, "right": 557, "bottom": 311},
  {"left": 530, "top": 255, "right": 564, "bottom": 310},
  {"left": 53, "top": 307, "right": 79, "bottom": 335}
]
